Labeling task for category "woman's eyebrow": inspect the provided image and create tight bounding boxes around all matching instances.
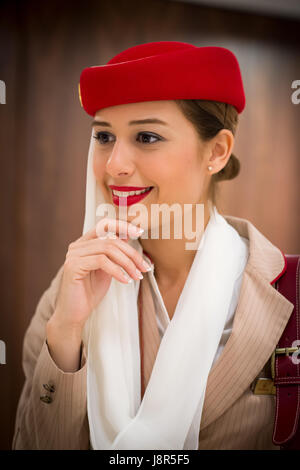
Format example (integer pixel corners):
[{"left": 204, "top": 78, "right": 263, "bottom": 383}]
[{"left": 91, "top": 118, "right": 169, "bottom": 127}]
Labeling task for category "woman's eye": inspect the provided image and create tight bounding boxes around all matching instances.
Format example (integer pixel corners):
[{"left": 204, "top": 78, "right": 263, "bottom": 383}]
[
  {"left": 93, "top": 131, "right": 161, "bottom": 145},
  {"left": 93, "top": 132, "right": 114, "bottom": 144},
  {"left": 137, "top": 132, "right": 161, "bottom": 144}
]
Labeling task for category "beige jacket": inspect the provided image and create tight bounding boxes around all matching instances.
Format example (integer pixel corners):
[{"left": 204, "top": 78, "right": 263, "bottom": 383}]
[{"left": 12, "top": 214, "right": 294, "bottom": 450}]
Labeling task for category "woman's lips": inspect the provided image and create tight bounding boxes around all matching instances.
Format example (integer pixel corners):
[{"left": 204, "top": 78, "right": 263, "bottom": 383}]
[{"left": 111, "top": 187, "right": 154, "bottom": 207}]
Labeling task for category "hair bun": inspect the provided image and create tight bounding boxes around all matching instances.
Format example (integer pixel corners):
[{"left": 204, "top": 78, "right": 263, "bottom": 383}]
[{"left": 215, "top": 153, "right": 240, "bottom": 181}]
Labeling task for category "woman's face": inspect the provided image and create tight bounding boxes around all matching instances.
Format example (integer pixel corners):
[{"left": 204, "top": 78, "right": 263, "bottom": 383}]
[{"left": 91, "top": 100, "right": 214, "bottom": 232}]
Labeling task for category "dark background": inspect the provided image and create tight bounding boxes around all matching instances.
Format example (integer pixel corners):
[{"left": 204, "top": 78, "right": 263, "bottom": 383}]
[{"left": 0, "top": 0, "right": 299, "bottom": 450}]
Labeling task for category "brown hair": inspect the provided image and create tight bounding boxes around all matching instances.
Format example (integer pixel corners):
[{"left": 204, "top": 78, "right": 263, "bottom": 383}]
[{"left": 174, "top": 99, "right": 240, "bottom": 207}]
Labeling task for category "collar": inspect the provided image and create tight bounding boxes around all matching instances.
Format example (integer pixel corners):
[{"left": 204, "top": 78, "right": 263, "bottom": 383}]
[{"left": 137, "top": 213, "right": 294, "bottom": 430}]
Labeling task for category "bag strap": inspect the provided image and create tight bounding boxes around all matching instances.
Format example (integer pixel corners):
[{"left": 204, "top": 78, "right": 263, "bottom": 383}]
[{"left": 271, "top": 254, "right": 300, "bottom": 450}]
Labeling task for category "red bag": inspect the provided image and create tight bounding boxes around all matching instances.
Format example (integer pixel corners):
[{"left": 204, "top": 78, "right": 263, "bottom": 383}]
[{"left": 272, "top": 254, "right": 300, "bottom": 450}]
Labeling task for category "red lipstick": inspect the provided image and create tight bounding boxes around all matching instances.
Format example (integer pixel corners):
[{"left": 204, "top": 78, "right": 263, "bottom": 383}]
[
  {"left": 109, "top": 185, "right": 151, "bottom": 191},
  {"left": 109, "top": 186, "right": 154, "bottom": 207}
]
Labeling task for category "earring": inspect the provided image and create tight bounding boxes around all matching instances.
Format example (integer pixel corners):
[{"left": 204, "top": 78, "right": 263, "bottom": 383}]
[{"left": 208, "top": 166, "right": 213, "bottom": 171}]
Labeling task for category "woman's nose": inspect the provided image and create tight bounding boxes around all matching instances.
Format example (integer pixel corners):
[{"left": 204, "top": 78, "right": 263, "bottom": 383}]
[{"left": 105, "top": 141, "right": 135, "bottom": 177}]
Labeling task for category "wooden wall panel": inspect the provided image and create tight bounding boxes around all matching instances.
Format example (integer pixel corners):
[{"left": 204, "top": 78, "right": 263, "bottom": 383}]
[
  {"left": 0, "top": 0, "right": 299, "bottom": 449},
  {"left": 0, "top": 1, "right": 22, "bottom": 451}
]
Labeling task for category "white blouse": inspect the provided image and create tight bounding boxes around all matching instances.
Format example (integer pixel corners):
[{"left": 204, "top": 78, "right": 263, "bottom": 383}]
[{"left": 141, "top": 235, "right": 250, "bottom": 367}]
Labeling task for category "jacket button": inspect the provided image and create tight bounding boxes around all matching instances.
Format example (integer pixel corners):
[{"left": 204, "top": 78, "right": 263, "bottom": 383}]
[
  {"left": 43, "top": 383, "right": 55, "bottom": 393},
  {"left": 40, "top": 395, "right": 53, "bottom": 404}
]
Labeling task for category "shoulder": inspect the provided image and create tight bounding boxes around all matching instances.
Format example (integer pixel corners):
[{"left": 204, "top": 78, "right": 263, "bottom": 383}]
[{"left": 222, "top": 213, "right": 286, "bottom": 285}]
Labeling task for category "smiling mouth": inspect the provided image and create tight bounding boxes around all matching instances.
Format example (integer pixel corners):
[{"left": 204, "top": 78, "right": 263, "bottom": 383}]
[
  {"left": 111, "top": 186, "right": 153, "bottom": 197},
  {"left": 110, "top": 186, "right": 154, "bottom": 206}
]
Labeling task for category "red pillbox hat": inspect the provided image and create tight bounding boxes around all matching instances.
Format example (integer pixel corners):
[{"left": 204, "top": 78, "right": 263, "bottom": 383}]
[{"left": 78, "top": 41, "right": 246, "bottom": 117}]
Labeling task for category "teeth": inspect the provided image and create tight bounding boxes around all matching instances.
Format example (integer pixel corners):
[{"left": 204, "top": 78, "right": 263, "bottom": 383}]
[{"left": 112, "top": 187, "right": 151, "bottom": 197}]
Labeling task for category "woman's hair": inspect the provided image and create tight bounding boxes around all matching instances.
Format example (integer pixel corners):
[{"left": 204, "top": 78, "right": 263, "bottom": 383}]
[{"left": 174, "top": 99, "right": 240, "bottom": 207}]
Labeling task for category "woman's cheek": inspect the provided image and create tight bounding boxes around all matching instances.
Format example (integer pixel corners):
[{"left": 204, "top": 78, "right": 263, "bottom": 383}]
[{"left": 93, "top": 154, "right": 105, "bottom": 178}]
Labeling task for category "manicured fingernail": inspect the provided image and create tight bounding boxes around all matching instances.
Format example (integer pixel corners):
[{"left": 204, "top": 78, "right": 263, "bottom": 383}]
[
  {"left": 142, "top": 261, "right": 152, "bottom": 271},
  {"left": 129, "top": 225, "right": 144, "bottom": 234},
  {"left": 136, "top": 269, "right": 143, "bottom": 279},
  {"left": 122, "top": 271, "right": 133, "bottom": 283}
]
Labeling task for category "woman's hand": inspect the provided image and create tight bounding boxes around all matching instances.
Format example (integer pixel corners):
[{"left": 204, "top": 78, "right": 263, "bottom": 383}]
[{"left": 48, "top": 218, "right": 151, "bottom": 334}]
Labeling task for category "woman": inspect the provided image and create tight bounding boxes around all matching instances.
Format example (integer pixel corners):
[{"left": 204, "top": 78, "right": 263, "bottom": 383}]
[{"left": 12, "top": 41, "right": 293, "bottom": 450}]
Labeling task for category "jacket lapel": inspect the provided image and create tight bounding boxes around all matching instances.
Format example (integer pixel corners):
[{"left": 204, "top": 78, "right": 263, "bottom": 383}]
[{"left": 199, "top": 214, "right": 295, "bottom": 430}]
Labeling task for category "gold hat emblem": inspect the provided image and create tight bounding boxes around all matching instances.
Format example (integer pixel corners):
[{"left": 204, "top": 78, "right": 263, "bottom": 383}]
[{"left": 78, "top": 83, "right": 83, "bottom": 107}]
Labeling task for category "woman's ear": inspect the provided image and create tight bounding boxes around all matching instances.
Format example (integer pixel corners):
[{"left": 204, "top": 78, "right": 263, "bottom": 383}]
[{"left": 207, "top": 130, "right": 234, "bottom": 173}]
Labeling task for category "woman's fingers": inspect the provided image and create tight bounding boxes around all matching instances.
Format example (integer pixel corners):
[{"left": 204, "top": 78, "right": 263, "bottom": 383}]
[
  {"left": 68, "top": 241, "right": 146, "bottom": 281},
  {"left": 96, "top": 218, "right": 142, "bottom": 239},
  {"left": 68, "top": 236, "right": 151, "bottom": 274},
  {"left": 52, "top": 219, "right": 151, "bottom": 333},
  {"left": 79, "top": 218, "right": 143, "bottom": 242},
  {"left": 66, "top": 253, "right": 134, "bottom": 284},
  {"left": 66, "top": 217, "right": 151, "bottom": 284}
]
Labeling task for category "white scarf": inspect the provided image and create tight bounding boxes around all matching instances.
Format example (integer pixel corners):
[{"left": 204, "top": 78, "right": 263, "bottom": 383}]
[{"left": 81, "top": 132, "right": 248, "bottom": 450}]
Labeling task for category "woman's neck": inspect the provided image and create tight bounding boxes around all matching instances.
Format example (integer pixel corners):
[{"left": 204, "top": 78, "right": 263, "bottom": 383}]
[{"left": 140, "top": 202, "right": 212, "bottom": 286}]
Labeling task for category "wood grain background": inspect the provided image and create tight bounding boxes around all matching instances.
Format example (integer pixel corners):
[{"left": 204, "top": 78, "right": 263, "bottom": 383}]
[{"left": 0, "top": 0, "right": 299, "bottom": 449}]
